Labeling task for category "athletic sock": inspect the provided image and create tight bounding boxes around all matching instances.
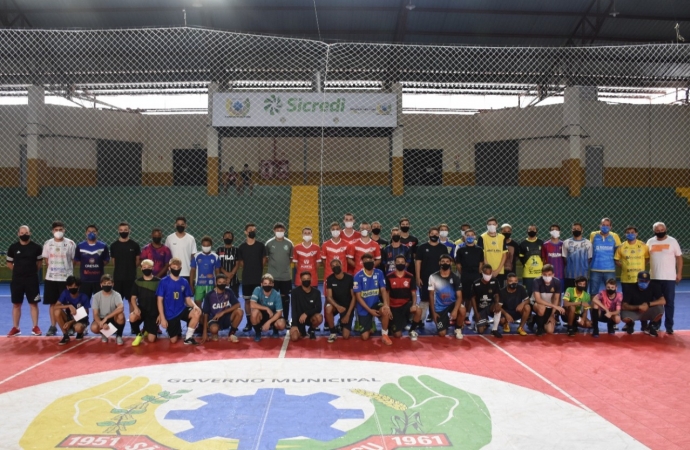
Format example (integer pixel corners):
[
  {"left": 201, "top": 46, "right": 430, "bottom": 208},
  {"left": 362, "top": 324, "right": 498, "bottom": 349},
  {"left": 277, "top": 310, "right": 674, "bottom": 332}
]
[
  {"left": 382, "top": 329, "right": 388, "bottom": 336},
  {"left": 131, "top": 320, "right": 141, "bottom": 335},
  {"left": 491, "top": 312, "right": 502, "bottom": 331},
  {"left": 185, "top": 326, "right": 195, "bottom": 340},
  {"left": 254, "top": 325, "right": 261, "bottom": 335},
  {"left": 115, "top": 321, "right": 125, "bottom": 337},
  {"left": 229, "top": 326, "right": 237, "bottom": 336},
  {"left": 591, "top": 309, "right": 600, "bottom": 333}
]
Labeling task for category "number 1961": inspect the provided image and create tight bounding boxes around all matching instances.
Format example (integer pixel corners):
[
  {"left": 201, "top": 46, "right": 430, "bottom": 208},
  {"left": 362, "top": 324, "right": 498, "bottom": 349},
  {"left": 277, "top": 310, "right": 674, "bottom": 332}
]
[{"left": 391, "top": 435, "right": 445, "bottom": 446}]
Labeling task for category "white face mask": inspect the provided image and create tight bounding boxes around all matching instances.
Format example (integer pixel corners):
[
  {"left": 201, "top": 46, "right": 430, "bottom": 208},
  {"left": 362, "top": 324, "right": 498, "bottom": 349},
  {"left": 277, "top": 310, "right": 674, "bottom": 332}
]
[
  {"left": 202, "top": 246, "right": 212, "bottom": 253},
  {"left": 275, "top": 231, "right": 285, "bottom": 239},
  {"left": 303, "top": 235, "right": 312, "bottom": 242},
  {"left": 460, "top": 230, "right": 466, "bottom": 237},
  {"left": 550, "top": 230, "right": 560, "bottom": 239},
  {"left": 543, "top": 276, "right": 553, "bottom": 283},
  {"left": 360, "top": 230, "right": 369, "bottom": 237},
  {"left": 439, "top": 230, "right": 449, "bottom": 238},
  {"left": 53, "top": 231, "right": 64, "bottom": 239},
  {"left": 331, "top": 230, "right": 341, "bottom": 238},
  {"left": 487, "top": 225, "right": 497, "bottom": 233},
  {"left": 482, "top": 273, "right": 492, "bottom": 282},
  {"left": 344, "top": 221, "right": 354, "bottom": 229}
]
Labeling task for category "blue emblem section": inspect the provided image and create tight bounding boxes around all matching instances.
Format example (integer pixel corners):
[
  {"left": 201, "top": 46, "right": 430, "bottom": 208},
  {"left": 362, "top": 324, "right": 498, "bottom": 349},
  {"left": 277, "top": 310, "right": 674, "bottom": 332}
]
[{"left": 165, "top": 388, "right": 364, "bottom": 449}]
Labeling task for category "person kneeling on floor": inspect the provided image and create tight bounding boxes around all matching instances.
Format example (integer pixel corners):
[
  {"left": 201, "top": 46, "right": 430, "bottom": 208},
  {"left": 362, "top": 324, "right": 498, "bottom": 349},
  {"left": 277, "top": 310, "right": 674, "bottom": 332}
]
[
  {"left": 621, "top": 271, "right": 666, "bottom": 337},
  {"left": 429, "top": 254, "right": 466, "bottom": 340},
  {"left": 91, "top": 274, "right": 125, "bottom": 345},
  {"left": 562, "top": 276, "right": 591, "bottom": 337},
  {"left": 201, "top": 273, "right": 243, "bottom": 343},
  {"left": 250, "top": 273, "right": 287, "bottom": 342},
  {"left": 156, "top": 258, "right": 202, "bottom": 345},
  {"left": 55, "top": 276, "right": 90, "bottom": 345},
  {"left": 590, "top": 278, "right": 622, "bottom": 337},
  {"left": 290, "top": 271, "right": 323, "bottom": 341}
]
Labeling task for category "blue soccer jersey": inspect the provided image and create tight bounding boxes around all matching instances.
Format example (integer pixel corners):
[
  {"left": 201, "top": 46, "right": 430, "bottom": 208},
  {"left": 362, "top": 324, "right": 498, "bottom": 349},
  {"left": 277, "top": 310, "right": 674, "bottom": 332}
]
[
  {"left": 589, "top": 232, "right": 621, "bottom": 272},
  {"left": 428, "top": 271, "right": 462, "bottom": 312},
  {"left": 57, "top": 290, "right": 91, "bottom": 311},
  {"left": 74, "top": 240, "right": 110, "bottom": 284},
  {"left": 156, "top": 276, "right": 192, "bottom": 319},
  {"left": 381, "top": 245, "right": 411, "bottom": 274},
  {"left": 353, "top": 268, "right": 386, "bottom": 316},
  {"left": 190, "top": 251, "right": 220, "bottom": 286},
  {"left": 563, "top": 238, "right": 593, "bottom": 279},
  {"left": 251, "top": 287, "right": 283, "bottom": 313}
]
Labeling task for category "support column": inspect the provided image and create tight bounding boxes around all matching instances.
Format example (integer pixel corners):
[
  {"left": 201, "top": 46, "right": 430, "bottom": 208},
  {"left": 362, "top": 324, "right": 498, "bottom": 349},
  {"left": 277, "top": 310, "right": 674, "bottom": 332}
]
[
  {"left": 207, "top": 82, "right": 219, "bottom": 196},
  {"left": 26, "top": 85, "right": 44, "bottom": 197},
  {"left": 391, "top": 83, "right": 404, "bottom": 196},
  {"left": 563, "top": 86, "right": 595, "bottom": 197}
]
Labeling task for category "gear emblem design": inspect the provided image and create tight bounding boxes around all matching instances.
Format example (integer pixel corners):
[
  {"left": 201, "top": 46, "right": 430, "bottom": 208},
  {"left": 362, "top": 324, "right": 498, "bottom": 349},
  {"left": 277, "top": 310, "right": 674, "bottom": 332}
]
[
  {"left": 264, "top": 94, "right": 283, "bottom": 115},
  {"left": 165, "top": 388, "right": 364, "bottom": 449}
]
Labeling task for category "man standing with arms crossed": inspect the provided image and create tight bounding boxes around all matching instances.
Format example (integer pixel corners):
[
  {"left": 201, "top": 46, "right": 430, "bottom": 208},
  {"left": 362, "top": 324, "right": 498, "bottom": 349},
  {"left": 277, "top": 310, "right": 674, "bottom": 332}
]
[
  {"left": 647, "top": 222, "right": 682, "bottom": 334},
  {"left": 6, "top": 225, "right": 43, "bottom": 336},
  {"left": 266, "top": 222, "right": 294, "bottom": 327}
]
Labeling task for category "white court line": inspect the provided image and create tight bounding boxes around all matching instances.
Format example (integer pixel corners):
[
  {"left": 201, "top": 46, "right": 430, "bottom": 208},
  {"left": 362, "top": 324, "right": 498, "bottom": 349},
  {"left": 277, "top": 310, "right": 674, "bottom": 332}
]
[
  {"left": 0, "top": 338, "right": 90, "bottom": 386},
  {"left": 278, "top": 333, "right": 290, "bottom": 358},
  {"left": 478, "top": 334, "right": 593, "bottom": 412}
]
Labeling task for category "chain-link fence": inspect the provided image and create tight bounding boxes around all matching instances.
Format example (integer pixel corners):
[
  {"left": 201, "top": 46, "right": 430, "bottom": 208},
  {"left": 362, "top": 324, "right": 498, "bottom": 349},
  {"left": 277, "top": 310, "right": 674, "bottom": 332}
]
[{"left": 1, "top": 27, "right": 690, "bottom": 279}]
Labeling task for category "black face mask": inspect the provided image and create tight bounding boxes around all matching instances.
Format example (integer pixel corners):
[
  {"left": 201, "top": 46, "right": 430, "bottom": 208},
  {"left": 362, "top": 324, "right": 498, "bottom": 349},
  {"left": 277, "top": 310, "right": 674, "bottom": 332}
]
[
  {"left": 262, "top": 285, "right": 272, "bottom": 293},
  {"left": 400, "top": 226, "right": 410, "bottom": 233},
  {"left": 527, "top": 231, "right": 537, "bottom": 238},
  {"left": 395, "top": 263, "right": 406, "bottom": 272},
  {"left": 176, "top": 225, "right": 186, "bottom": 233},
  {"left": 606, "top": 288, "right": 617, "bottom": 295},
  {"left": 19, "top": 234, "right": 30, "bottom": 242},
  {"left": 142, "top": 268, "right": 153, "bottom": 276},
  {"left": 301, "top": 280, "right": 311, "bottom": 288},
  {"left": 502, "top": 232, "right": 511, "bottom": 240},
  {"left": 371, "top": 228, "right": 381, "bottom": 235},
  {"left": 152, "top": 237, "right": 162, "bottom": 244},
  {"left": 170, "top": 268, "right": 181, "bottom": 277},
  {"left": 655, "top": 231, "right": 667, "bottom": 239},
  {"left": 332, "top": 266, "right": 343, "bottom": 275},
  {"left": 429, "top": 235, "right": 439, "bottom": 243},
  {"left": 217, "top": 284, "right": 227, "bottom": 291},
  {"left": 247, "top": 231, "right": 256, "bottom": 239},
  {"left": 440, "top": 263, "right": 451, "bottom": 271},
  {"left": 391, "top": 235, "right": 401, "bottom": 242},
  {"left": 68, "top": 287, "right": 79, "bottom": 294},
  {"left": 576, "top": 285, "right": 587, "bottom": 292},
  {"left": 224, "top": 238, "right": 233, "bottom": 245},
  {"left": 363, "top": 261, "right": 375, "bottom": 271},
  {"left": 102, "top": 285, "right": 113, "bottom": 292},
  {"left": 508, "top": 283, "right": 518, "bottom": 289},
  {"left": 119, "top": 232, "right": 129, "bottom": 239},
  {"left": 572, "top": 230, "right": 582, "bottom": 237}
]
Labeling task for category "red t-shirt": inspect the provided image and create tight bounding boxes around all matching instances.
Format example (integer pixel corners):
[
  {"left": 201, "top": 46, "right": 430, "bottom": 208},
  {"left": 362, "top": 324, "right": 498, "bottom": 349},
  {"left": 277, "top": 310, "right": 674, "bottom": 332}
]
[
  {"left": 340, "top": 229, "right": 361, "bottom": 245},
  {"left": 347, "top": 239, "right": 382, "bottom": 275},
  {"left": 293, "top": 242, "right": 322, "bottom": 284},
  {"left": 322, "top": 239, "right": 349, "bottom": 279}
]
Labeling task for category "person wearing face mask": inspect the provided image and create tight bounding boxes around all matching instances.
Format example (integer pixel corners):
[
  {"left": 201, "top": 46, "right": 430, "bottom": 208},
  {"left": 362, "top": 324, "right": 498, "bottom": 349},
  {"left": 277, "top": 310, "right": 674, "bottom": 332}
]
[
  {"left": 620, "top": 271, "right": 665, "bottom": 336},
  {"left": 341, "top": 213, "right": 361, "bottom": 245},
  {"left": 54, "top": 276, "right": 90, "bottom": 345},
  {"left": 477, "top": 217, "right": 507, "bottom": 282},
  {"left": 250, "top": 273, "right": 286, "bottom": 342},
  {"left": 322, "top": 222, "right": 350, "bottom": 279},
  {"left": 541, "top": 224, "right": 565, "bottom": 289},
  {"left": 370, "top": 221, "right": 388, "bottom": 252},
  {"left": 590, "top": 278, "right": 622, "bottom": 337},
  {"left": 42, "top": 221, "right": 76, "bottom": 337},
  {"left": 562, "top": 222, "right": 592, "bottom": 291},
  {"left": 615, "top": 226, "right": 649, "bottom": 306},
  {"left": 290, "top": 272, "right": 324, "bottom": 341},
  {"left": 519, "top": 224, "right": 543, "bottom": 298},
  {"left": 265, "top": 222, "right": 294, "bottom": 327},
  {"left": 91, "top": 274, "right": 126, "bottom": 345},
  {"left": 74, "top": 224, "right": 110, "bottom": 299},
  {"left": 190, "top": 236, "right": 220, "bottom": 308},
  {"left": 454, "top": 229, "right": 484, "bottom": 325},
  {"left": 530, "top": 265, "right": 564, "bottom": 336},
  {"left": 500, "top": 224, "right": 519, "bottom": 286},
  {"left": 200, "top": 274, "right": 242, "bottom": 344},
  {"left": 325, "top": 259, "right": 356, "bottom": 343},
  {"left": 416, "top": 227, "right": 452, "bottom": 324},
  {"left": 110, "top": 221, "right": 141, "bottom": 334},
  {"left": 238, "top": 223, "right": 267, "bottom": 333},
  {"left": 471, "top": 264, "right": 503, "bottom": 338},
  {"left": 453, "top": 223, "right": 472, "bottom": 248},
  {"left": 429, "top": 254, "right": 466, "bottom": 340},
  {"left": 381, "top": 226, "right": 412, "bottom": 276},
  {"left": 164, "top": 216, "right": 197, "bottom": 281},
  {"left": 647, "top": 222, "right": 682, "bottom": 335},
  {"left": 347, "top": 222, "right": 382, "bottom": 275},
  {"left": 398, "top": 217, "right": 419, "bottom": 264},
  {"left": 386, "top": 255, "right": 423, "bottom": 341},
  {"left": 156, "top": 258, "right": 201, "bottom": 345},
  {"left": 293, "top": 227, "right": 322, "bottom": 286},
  {"left": 562, "top": 276, "right": 591, "bottom": 337},
  {"left": 141, "top": 228, "right": 172, "bottom": 279},
  {"left": 6, "top": 225, "right": 43, "bottom": 337},
  {"left": 437, "top": 223, "right": 456, "bottom": 256},
  {"left": 216, "top": 231, "right": 240, "bottom": 298},
  {"left": 498, "top": 273, "right": 530, "bottom": 336},
  {"left": 588, "top": 217, "right": 621, "bottom": 298},
  {"left": 129, "top": 259, "right": 162, "bottom": 346},
  {"left": 353, "top": 253, "right": 390, "bottom": 343}
]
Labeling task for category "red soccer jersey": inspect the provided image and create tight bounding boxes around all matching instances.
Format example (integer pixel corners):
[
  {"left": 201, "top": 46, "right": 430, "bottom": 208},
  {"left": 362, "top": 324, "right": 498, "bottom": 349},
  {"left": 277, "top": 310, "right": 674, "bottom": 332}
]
[
  {"left": 340, "top": 229, "right": 361, "bottom": 245},
  {"left": 347, "top": 239, "right": 382, "bottom": 274},
  {"left": 322, "top": 239, "right": 350, "bottom": 279},
  {"left": 293, "top": 242, "right": 322, "bottom": 284}
]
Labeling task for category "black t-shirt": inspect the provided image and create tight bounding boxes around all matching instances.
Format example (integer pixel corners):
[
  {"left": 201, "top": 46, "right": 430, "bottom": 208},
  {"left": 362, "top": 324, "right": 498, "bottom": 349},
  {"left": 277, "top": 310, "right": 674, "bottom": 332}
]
[
  {"left": 216, "top": 245, "right": 240, "bottom": 286},
  {"left": 400, "top": 235, "right": 419, "bottom": 275},
  {"left": 455, "top": 245, "right": 484, "bottom": 275},
  {"left": 110, "top": 240, "right": 141, "bottom": 281},
  {"left": 472, "top": 279, "right": 500, "bottom": 309},
  {"left": 6, "top": 241, "right": 43, "bottom": 279},
  {"left": 499, "top": 285, "right": 529, "bottom": 310},
  {"left": 238, "top": 241, "right": 266, "bottom": 285},
  {"left": 626, "top": 283, "right": 663, "bottom": 306},
  {"left": 504, "top": 240, "right": 520, "bottom": 274},
  {"left": 416, "top": 242, "right": 450, "bottom": 286},
  {"left": 291, "top": 286, "right": 322, "bottom": 318},
  {"left": 131, "top": 276, "right": 161, "bottom": 311},
  {"left": 326, "top": 273, "right": 354, "bottom": 308},
  {"left": 372, "top": 237, "right": 388, "bottom": 253}
]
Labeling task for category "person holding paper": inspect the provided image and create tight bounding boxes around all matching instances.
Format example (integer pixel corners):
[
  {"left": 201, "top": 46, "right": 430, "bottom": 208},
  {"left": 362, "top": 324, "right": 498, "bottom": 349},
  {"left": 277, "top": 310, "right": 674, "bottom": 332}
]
[
  {"left": 90, "top": 274, "right": 126, "bottom": 345},
  {"left": 55, "top": 276, "right": 91, "bottom": 345}
]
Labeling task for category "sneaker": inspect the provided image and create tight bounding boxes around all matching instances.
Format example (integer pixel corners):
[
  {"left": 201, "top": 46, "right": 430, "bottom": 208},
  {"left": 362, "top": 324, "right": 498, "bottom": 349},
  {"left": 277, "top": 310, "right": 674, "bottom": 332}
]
[
  {"left": 568, "top": 327, "right": 576, "bottom": 337},
  {"left": 404, "top": 323, "right": 411, "bottom": 331},
  {"left": 31, "top": 326, "right": 42, "bottom": 336},
  {"left": 116, "top": 336, "right": 124, "bottom": 346},
  {"left": 132, "top": 334, "right": 143, "bottom": 347},
  {"left": 646, "top": 325, "right": 658, "bottom": 337},
  {"left": 503, "top": 323, "right": 510, "bottom": 333},
  {"left": 607, "top": 323, "right": 615, "bottom": 335},
  {"left": 624, "top": 323, "right": 635, "bottom": 335},
  {"left": 666, "top": 327, "right": 674, "bottom": 335},
  {"left": 46, "top": 326, "right": 57, "bottom": 337},
  {"left": 454, "top": 328, "right": 464, "bottom": 340},
  {"left": 535, "top": 327, "right": 545, "bottom": 337},
  {"left": 101, "top": 336, "right": 108, "bottom": 343},
  {"left": 254, "top": 331, "right": 261, "bottom": 342},
  {"left": 76, "top": 333, "right": 84, "bottom": 340},
  {"left": 516, "top": 326, "right": 527, "bottom": 336},
  {"left": 58, "top": 335, "right": 70, "bottom": 345},
  {"left": 242, "top": 324, "right": 252, "bottom": 333},
  {"left": 409, "top": 330, "right": 418, "bottom": 341},
  {"left": 328, "top": 333, "right": 337, "bottom": 343},
  {"left": 309, "top": 329, "right": 316, "bottom": 340},
  {"left": 7, "top": 327, "right": 20, "bottom": 337},
  {"left": 382, "top": 334, "right": 393, "bottom": 346},
  {"left": 229, "top": 334, "right": 239, "bottom": 343},
  {"left": 491, "top": 330, "right": 503, "bottom": 339},
  {"left": 183, "top": 337, "right": 199, "bottom": 345},
  {"left": 67, "top": 328, "right": 75, "bottom": 336},
  {"left": 272, "top": 327, "right": 280, "bottom": 337}
]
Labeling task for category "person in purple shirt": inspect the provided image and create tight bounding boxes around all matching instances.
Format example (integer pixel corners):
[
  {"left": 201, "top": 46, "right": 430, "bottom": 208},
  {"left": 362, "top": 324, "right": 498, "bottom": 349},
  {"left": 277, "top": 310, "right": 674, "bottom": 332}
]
[
  {"left": 200, "top": 274, "right": 243, "bottom": 343},
  {"left": 74, "top": 224, "right": 110, "bottom": 298},
  {"left": 140, "top": 228, "right": 172, "bottom": 278},
  {"left": 541, "top": 224, "right": 565, "bottom": 291}
]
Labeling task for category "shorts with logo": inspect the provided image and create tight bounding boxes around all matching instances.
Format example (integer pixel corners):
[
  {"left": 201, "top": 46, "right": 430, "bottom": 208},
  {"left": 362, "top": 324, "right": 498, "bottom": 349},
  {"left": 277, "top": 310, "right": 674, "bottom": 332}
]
[
  {"left": 194, "top": 285, "right": 214, "bottom": 302},
  {"left": 79, "top": 282, "right": 101, "bottom": 298},
  {"left": 167, "top": 307, "right": 194, "bottom": 338},
  {"left": 43, "top": 280, "right": 66, "bottom": 305},
  {"left": 435, "top": 305, "right": 455, "bottom": 332},
  {"left": 357, "top": 302, "right": 383, "bottom": 333},
  {"left": 10, "top": 278, "right": 40, "bottom": 304},
  {"left": 390, "top": 301, "right": 413, "bottom": 333}
]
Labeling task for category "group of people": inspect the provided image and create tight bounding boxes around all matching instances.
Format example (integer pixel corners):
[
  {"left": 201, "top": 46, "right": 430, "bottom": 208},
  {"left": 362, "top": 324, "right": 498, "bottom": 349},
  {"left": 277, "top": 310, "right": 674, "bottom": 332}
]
[{"left": 5, "top": 214, "right": 682, "bottom": 347}]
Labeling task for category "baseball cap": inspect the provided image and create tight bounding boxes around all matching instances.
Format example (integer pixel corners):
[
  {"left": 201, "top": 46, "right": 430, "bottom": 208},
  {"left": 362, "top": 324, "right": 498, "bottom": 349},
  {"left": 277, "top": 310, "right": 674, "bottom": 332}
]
[{"left": 637, "top": 271, "right": 650, "bottom": 281}]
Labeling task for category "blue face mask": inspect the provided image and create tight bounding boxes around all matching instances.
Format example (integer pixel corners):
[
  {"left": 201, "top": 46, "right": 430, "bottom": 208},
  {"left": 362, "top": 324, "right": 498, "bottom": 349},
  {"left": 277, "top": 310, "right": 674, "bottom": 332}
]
[
  {"left": 601, "top": 226, "right": 610, "bottom": 234},
  {"left": 626, "top": 233, "right": 636, "bottom": 241},
  {"left": 465, "top": 236, "right": 475, "bottom": 244},
  {"left": 638, "top": 281, "right": 649, "bottom": 290},
  {"left": 87, "top": 232, "right": 97, "bottom": 241}
]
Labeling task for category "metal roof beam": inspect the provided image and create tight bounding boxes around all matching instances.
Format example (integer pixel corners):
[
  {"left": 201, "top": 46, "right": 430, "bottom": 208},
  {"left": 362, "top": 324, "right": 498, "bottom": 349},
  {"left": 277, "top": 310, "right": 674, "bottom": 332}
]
[{"left": 0, "top": 0, "right": 31, "bottom": 28}]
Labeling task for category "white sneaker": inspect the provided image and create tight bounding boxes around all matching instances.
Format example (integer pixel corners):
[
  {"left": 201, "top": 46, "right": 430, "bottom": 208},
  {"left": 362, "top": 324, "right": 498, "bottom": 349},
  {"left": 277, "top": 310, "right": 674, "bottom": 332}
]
[
  {"left": 229, "top": 334, "right": 239, "bottom": 343},
  {"left": 101, "top": 336, "right": 108, "bottom": 343},
  {"left": 409, "top": 330, "right": 418, "bottom": 341},
  {"left": 455, "top": 329, "right": 464, "bottom": 340},
  {"left": 116, "top": 336, "right": 124, "bottom": 346}
]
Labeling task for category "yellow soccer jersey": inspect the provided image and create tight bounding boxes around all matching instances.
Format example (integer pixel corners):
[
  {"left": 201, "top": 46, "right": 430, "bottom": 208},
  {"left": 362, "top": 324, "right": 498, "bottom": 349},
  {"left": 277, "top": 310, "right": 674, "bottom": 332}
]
[
  {"left": 479, "top": 232, "right": 508, "bottom": 274},
  {"left": 615, "top": 240, "right": 649, "bottom": 283}
]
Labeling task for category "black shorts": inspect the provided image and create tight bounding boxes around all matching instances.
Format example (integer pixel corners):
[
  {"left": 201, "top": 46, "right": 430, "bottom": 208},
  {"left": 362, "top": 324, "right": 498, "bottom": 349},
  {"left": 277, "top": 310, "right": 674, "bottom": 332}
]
[
  {"left": 242, "top": 283, "right": 259, "bottom": 300},
  {"left": 209, "top": 315, "right": 232, "bottom": 331},
  {"left": 274, "top": 280, "right": 292, "bottom": 297},
  {"left": 332, "top": 304, "right": 354, "bottom": 330},
  {"left": 43, "top": 280, "right": 66, "bottom": 305},
  {"left": 435, "top": 305, "right": 455, "bottom": 332},
  {"left": 461, "top": 273, "right": 478, "bottom": 302},
  {"left": 292, "top": 314, "right": 318, "bottom": 336},
  {"left": 357, "top": 302, "right": 382, "bottom": 333},
  {"left": 139, "top": 307, "right": 159, "bottom": 334},
  {"left": 258, "top": 310, "right": 280, "bottom": 328},
  {"left": 474, "top": 306, "right": 491, "bottom": 327},
  {"left": 79, "top": 282, "right": 101, "bottom": 298},
  {"left": 390, "top": 301, "right": 412, "bottom": 333},
  {"left": 114, "top": 279, "right": 135, "bottom": 302},
  {"left": 10, "top": 278, "right": 40, "bottom": 304},
  {"left": 167, "top": 307, "right": 194, "bottom": 338},
  {"left": 502, "top": 306, "right": 520, "bottom": 321}
]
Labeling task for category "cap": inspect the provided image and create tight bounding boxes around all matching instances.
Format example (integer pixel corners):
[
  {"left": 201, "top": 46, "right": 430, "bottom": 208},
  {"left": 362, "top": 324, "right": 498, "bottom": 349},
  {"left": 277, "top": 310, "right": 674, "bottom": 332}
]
[{"left": 637, "top": 271, "right": 650, "bottom": 280}]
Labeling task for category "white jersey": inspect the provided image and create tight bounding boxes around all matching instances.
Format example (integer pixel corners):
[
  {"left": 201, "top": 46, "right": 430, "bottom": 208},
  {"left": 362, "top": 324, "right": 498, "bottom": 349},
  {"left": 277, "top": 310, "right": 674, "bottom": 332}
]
[
  {"left": 42, "top": 238, "right": 76, "bottom": 281},
  {"left": 647, "top": 236, "right": 682, "bottom": 281},
  {"left": 165, "top": 233, "right": 197, "bottom": 277}
]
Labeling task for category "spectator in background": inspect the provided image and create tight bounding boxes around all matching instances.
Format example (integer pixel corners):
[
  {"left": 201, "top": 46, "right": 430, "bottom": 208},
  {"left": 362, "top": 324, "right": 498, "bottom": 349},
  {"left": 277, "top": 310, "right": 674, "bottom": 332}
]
[
  {"left": 216, "top": 231, "right": 241, "bottom": 298},
  {"left": 647, "top": 222, "right": 682, "bottom": 335},
  {"left": 74, "top": 224, "right": 109, "bottom": 298},
  {"left": 340, "top": 212, "right": 361, "bottom": 245},
  {"left": 615, "top": 226, "right": 649, "bottom": 306},
  {"left": 500, "top": 223, "right": 520, "bottom": 288},
  {"left": 110, "top": 221, "right": 141, "bottom": 333},
  {"left": 239, "top": 163, "right": 253, "bottom": 196},
  {"left": 238, "top": 223, "right": 267, "bottom": 332},
  {"left": 589, "top": 217, "right": 620, "bottom": 297},
  {"left": 265, "top": 222, "right": 294, "bottom": 326},
  {"left": 141, "top": 228, "right": 172, "bottom": 278},
  {"left": 381, "top": 227, "right": 411, "bottom": 274},
  {"left": 542, "top": 224, "right": 565, "bottom": 290},
  {"left": 6, "top": 225, "right": 43, "bottom": 337},
  {"left": 165, "top": 216, "right": 197, "bottom": 282},
  {"left": 42, "top": 221, "right": 76, "bottom": 337},
  {"left": 370, "top": 221, "right": 388, "bottom": 253},
  {"left": 562, "top": 222, "right": 592, "bottom": 290},
  {"left": 519, "top": 224, "right": 543, "bottom": 298},
  {"left": 221, "top": 166, "right": 237, "bottom": 195},
  {"left": 438, "top": 223, "right": 456, "bottom": 256}
]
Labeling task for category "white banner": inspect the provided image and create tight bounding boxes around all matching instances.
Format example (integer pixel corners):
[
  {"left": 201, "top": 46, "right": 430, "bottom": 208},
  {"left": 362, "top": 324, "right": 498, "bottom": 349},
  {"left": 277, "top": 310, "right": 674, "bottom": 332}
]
[{"left": 212, "top": 92, "right": 397, "bottom": 128}]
